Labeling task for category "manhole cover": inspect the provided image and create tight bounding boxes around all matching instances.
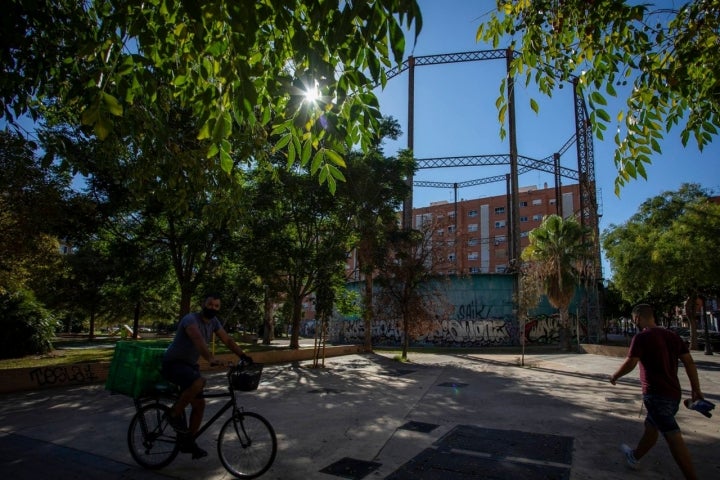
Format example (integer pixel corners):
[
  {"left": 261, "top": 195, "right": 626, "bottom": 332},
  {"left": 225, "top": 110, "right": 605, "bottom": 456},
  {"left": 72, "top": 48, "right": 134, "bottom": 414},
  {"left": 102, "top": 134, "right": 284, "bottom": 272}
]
[
  {"left": 399, "top": 421, "right": 440, "bottom": 433},
  {"left": 320, "top": 457, "right": 382, "bottom": 479}
]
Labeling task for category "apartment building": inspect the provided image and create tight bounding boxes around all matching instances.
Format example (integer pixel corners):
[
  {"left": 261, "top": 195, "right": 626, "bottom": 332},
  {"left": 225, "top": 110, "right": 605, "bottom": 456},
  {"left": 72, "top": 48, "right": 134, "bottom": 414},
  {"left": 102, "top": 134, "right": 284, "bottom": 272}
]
[{"left": 346, "top": 183, "right": 582, "bottom": 279}]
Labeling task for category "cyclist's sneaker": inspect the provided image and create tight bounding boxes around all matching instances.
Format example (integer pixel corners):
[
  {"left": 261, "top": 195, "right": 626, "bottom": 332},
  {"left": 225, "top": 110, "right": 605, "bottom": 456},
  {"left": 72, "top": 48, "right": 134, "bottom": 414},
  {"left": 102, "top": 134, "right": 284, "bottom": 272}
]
[
  {"left": 163, "top": 412, "right": 188, "bottom": 433},
  {"left": 179, "top": 439, "right": 208, "bottom": 459}
]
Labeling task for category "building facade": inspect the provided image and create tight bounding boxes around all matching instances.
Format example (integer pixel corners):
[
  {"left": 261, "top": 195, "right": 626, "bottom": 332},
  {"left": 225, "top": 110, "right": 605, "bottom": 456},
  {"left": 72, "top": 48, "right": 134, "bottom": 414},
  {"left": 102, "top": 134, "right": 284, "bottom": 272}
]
[{"left": 346, "top": 182, "right": 582, "bottom": 278}]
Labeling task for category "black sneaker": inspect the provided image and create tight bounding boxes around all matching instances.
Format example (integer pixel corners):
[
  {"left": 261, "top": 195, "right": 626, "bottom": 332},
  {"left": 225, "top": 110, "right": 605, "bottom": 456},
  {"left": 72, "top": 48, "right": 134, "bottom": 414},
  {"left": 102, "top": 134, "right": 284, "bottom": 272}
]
[
  {"left": 163, "top": 412, "right": 189, "bottom": 434},
  {"left": 178, "top": 438, "right": 208, "bottom": 459}
]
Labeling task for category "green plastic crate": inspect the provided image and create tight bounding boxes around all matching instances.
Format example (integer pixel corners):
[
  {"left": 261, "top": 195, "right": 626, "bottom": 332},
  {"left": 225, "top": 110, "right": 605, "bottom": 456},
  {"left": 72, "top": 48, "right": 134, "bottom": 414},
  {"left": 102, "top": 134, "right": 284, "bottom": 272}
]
[{"left": 105, "top": 341, "right": 170, "bottom": 398}]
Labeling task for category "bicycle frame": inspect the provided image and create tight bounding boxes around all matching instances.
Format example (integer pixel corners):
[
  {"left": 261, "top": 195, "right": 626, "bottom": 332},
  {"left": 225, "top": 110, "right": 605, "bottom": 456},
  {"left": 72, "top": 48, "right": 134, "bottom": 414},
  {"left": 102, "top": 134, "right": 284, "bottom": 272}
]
[{"left": 134, "top": 367, "right": 242, "bottom": 441}]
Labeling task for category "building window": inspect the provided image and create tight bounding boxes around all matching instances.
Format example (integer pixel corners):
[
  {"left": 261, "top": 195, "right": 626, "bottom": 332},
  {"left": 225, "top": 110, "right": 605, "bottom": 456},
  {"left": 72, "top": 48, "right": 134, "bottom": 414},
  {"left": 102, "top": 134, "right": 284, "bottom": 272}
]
[
  {"left": 468, "top": 252, "right": 479, "bottom": 260},
  {"left": 549, "top": 199, "right": 556, "bottom": 205},
  {"left": 448, "top": 253, "right": 456, "bottom": 262},
  {"left": 448, "top": 225, "right": 456, "bottom": 233},
  {"left": 468, "top": 237, "right": 479, "bottom": 246},
  {"left": 494, "top": 207, "right": 505, "bottom": 214},
  {"left": 437, "top": 229, "right": 444, "bottom": 236},
  {"left": 468, "top": 209, "right": 478, "bottom": 217},
  {"left": 520, "top": 231, "right": 529, "bottom": 238},
  {"left": 533, "top": 214, "right": 543, "bottom": 221},
  {"left": 494, "top": 235, "right": 506, "bottom": 244},
  {"left": 495, "top": 264, "right": 508, "bottom": 273},
  {"left": 448, "top": 211, "right": 456, "bottom": 217},
  {"left": 494, "top": 220, "right": 506, "bottom": 228},
  {"left": 520, "top": 201, "right": 528, "bottom": 207},
  {"left": 468, "top": 223, "right": 478, "bottom": 232},
  {"left": 532, "top": 199, "right": 542, "bottom": 206},
  {"left": 469, "top": 267, "right": 480, "bottom": 274},
  {"left": 520, "top": 216, "right": 528, "bottom": 222}
]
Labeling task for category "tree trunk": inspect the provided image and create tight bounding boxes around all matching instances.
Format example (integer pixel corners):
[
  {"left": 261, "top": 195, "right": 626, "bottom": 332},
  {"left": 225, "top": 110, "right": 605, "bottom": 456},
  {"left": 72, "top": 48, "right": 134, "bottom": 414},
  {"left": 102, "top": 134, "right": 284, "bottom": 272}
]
[
  {"left": 179, "top": 287, "right": 193, "bottom": 317},
  {"left": 290, "top": 298, "right": 302, "bottom": 349},
  {"left": 402, "top": 310, "right": 410, "bottom": 361},
  {"left": 363, "top": 275, "right": 374, "bottom": 351},
  {"left": 132, "top": 301, "right": 141, "bottom": 340},
  {"left": 262, "top": 287, "right": 274, "bottom": 345},
  {"left": 89, "top": 309, "right": 96, "bottom": 340},
  {"left": 559, "top": 306, "right": 572, "bottom": 351}
]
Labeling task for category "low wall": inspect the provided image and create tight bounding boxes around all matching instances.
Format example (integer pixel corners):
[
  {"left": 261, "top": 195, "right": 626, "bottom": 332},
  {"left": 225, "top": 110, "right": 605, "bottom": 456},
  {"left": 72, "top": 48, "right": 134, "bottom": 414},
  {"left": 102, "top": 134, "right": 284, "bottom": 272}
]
[
  {"left": 0, "top": 344, "right": 366, "bottom": 395},
  {"left": 579, "top": 344, "right": 628, "bottom": 358}
]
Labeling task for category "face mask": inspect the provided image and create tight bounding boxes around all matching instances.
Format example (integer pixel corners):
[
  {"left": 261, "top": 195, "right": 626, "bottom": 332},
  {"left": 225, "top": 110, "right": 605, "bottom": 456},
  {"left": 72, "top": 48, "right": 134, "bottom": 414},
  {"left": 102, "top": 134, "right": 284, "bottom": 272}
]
[{"left": 202, "top": 307, "right": 219, "bottom": 318}]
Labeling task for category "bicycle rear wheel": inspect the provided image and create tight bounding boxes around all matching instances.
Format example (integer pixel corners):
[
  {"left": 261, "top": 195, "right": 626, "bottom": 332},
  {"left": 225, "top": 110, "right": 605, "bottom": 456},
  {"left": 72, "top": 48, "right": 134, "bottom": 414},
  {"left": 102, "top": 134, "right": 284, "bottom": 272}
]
[
  {"left": 217, "top": 411, "right": 277, "bottom": 479},
  {"left": 127, "top": 403, "right": 179, "bottom": 469}
]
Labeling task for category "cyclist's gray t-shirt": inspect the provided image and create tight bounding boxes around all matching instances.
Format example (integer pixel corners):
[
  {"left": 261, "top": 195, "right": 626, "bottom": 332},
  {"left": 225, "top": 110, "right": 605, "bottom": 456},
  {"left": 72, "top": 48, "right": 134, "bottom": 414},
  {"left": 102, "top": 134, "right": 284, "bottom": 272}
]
[{"left": 163, "top": 312, "right": 221, "bottom": 366}]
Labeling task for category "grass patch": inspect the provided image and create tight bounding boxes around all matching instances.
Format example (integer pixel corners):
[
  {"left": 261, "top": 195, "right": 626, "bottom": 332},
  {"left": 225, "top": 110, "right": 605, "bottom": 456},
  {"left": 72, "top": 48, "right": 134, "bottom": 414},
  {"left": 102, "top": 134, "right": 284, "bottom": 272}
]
[{"left": 0, "top": 335, "right": 267, "bottom": 370}]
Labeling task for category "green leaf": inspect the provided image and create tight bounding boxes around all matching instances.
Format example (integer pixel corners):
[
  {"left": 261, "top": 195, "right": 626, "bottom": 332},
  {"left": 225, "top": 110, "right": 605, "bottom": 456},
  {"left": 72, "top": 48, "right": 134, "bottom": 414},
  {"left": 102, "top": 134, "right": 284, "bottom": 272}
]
[
  {"left": 102, "top": 92, "right": 123, "bottom": 116},
  {"left": 530, "top": 98, "right": 539, "bottom": 114},
  {"left": 219, "top": 144, "right": 232, "bottom": 173},
  {"left": 324, "top": 148, "right": 346, "bottom": 168},
  {"left": 591, "top": 91, "right": 607, "bottom": 106},
  {"left": 274, "top": 134, "right": 292, "bottom": 152}
]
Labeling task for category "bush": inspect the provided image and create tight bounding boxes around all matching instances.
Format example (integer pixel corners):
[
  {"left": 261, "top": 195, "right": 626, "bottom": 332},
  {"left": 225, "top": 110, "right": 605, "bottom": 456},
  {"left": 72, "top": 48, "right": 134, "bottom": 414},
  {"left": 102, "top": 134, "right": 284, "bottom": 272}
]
[{"left": 0, "top": 290, "right": 55, "bottom": 359}]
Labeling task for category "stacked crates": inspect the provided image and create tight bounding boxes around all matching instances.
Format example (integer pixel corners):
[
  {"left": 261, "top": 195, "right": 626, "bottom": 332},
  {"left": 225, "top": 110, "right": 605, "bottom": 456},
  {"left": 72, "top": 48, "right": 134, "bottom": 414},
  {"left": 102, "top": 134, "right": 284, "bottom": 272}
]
[{"left": 105, "top": 341, "right": 170, "bottom": 398}]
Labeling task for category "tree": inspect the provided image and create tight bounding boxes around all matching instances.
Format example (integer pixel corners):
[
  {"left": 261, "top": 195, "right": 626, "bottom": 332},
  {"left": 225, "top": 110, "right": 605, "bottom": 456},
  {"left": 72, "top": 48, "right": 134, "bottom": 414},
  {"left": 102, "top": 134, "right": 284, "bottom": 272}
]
[
  {"left": 241, "top": 162, "right": 356, "bottom": 349},
  {"left": 0, "top": 131, "right": 74, "bottom": 296},
  {"left": 478, "top": 1, "right": 720, "bottom": 194},
  {"left": 374, "top": 221, "right": 453, "bottom": 361},
  {"left": 44, "top": 98, "right": 250, "bottom": 318},
  {"left": 3, "top": 0, "right": 422, "bottom": 188},
  {"left": 602, "top": 183, "right": 720, "bottom": 348},
  {"left": 341, "top": 119, "right": 415, "bottom": 351},
  {"left": 521, "top": 214, "right": 594, "bottom": 351}
]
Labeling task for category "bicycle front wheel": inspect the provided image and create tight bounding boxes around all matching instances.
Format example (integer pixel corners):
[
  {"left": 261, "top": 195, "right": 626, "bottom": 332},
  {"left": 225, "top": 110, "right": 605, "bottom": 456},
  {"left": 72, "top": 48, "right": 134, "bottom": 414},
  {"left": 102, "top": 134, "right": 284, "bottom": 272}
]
[
  {"left": 217, "top": 411, "right": 277, "bottom": 479},
  {"left": 127, "top": 403, "right": 179, "bottom": 469}
]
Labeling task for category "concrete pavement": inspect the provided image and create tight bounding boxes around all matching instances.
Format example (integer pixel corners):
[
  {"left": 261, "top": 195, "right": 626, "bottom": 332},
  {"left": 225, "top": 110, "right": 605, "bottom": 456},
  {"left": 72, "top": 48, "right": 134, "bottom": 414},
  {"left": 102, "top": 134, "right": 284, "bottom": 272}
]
[{"left": 1, "top": 349, "right": 718, "bottom": 479}]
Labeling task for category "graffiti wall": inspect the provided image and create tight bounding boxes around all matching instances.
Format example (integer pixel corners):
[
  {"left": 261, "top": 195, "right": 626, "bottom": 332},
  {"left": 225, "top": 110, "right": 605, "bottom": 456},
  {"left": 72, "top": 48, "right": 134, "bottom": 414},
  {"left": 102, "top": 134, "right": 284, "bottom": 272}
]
[{"left": 330, "top": 275, "right": 589, "bottom": 347}]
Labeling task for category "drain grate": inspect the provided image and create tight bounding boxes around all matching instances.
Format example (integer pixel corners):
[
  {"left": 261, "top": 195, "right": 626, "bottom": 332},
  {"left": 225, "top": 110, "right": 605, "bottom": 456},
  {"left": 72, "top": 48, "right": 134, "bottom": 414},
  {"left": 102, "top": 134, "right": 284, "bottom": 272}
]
[
  {"left": 605, "top": 397, "right": 636, "bottom": 403},
  {"left": 399, "top": 421, "right": 440, "bottom": 433},
  {"left": 320, "top": 457, "right": 382, "bottom": 479},
  {"left": 436, "top": 382, "right": 469, "bottom": 388},
  {"left": 307, "top": 388, "right": 343, "bottom": 394}
]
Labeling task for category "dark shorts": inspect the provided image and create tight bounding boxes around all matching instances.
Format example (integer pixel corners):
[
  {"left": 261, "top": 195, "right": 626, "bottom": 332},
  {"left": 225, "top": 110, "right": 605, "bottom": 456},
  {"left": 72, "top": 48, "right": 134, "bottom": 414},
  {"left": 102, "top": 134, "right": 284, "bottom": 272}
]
[
  {"left": 643, "top": 394, "right": 680, "bottom": 434},
  {"left": 161, "top": 361, "right": 202, "bottom": 390}
]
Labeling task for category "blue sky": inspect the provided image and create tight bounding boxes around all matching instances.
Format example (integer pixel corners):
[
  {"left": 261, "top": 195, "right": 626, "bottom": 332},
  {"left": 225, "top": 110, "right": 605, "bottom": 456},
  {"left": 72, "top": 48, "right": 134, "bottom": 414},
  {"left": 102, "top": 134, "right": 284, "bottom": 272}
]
[{"left": 373, "top": 0, "right": 720, "bottom": 279}]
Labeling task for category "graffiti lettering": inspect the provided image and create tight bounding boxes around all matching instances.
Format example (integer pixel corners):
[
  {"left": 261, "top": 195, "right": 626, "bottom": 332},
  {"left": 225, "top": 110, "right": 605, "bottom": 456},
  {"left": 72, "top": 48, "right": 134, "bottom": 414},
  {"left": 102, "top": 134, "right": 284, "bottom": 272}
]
[
  {"left": 28, "top": 365, "right": 99, "bottom": 387},
  {"left": 334, "top": 315, "right": 561, "bottom": 347},
  {"left": 456, "top": 299, "right": 492, "bottom": 321}
]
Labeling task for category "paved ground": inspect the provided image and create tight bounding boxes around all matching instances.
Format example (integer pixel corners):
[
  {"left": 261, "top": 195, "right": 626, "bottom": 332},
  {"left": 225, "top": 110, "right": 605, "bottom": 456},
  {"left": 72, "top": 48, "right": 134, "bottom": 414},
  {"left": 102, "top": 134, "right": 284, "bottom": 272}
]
[{"left": 1, "top": 349, "right": 718, "bottom": 479}]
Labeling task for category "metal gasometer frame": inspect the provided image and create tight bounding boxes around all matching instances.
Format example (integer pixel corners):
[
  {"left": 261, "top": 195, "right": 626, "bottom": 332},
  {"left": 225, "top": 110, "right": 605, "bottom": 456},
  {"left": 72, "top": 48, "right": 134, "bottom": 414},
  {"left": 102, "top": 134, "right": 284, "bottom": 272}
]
[{"left": 384, "top": 48, "right": 603, "bottom": 342}]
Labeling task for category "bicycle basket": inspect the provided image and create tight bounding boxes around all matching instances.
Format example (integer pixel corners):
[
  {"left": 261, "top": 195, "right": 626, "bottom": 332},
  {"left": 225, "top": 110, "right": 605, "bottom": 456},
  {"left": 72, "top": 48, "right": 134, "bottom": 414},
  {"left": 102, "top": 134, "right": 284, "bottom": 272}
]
[{"left": 231, "top": 363, "right": 263, "bottom": 391}]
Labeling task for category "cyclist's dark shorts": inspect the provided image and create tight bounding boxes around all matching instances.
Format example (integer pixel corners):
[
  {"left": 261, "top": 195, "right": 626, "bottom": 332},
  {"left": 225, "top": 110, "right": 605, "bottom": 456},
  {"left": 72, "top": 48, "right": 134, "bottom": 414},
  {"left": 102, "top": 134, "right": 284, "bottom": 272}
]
[{"left": 161, "top": 361, "right": 201, "bottom": 390}]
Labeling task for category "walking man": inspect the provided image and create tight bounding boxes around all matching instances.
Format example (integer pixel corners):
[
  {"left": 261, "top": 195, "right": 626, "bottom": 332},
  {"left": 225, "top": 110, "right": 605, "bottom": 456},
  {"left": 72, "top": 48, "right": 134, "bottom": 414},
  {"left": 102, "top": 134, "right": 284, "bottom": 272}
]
[{"left": 609, "top": 303, "right": 704, "bottom": 479}]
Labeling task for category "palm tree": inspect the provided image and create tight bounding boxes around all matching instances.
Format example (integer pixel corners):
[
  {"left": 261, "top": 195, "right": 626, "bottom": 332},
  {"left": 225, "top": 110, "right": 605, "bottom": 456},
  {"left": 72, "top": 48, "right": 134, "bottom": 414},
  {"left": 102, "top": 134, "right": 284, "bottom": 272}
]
[{"left": 521, "top": 214, "right": 593, "bottom": 351}]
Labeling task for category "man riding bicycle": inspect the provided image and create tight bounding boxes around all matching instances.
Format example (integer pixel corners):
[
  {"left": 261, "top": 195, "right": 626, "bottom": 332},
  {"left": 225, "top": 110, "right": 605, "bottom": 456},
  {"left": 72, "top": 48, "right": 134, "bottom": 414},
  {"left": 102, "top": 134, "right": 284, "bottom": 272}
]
[{"left": 161, "top": 294, "right": 250, "bottom": 458}]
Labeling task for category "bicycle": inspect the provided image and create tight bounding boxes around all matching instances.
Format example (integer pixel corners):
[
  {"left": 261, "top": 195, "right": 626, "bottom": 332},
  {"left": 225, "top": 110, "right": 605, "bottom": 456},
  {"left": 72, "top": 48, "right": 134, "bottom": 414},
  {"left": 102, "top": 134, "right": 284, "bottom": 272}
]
[{"left": 127, "top": 360, "right": 277, "bottom": 479}]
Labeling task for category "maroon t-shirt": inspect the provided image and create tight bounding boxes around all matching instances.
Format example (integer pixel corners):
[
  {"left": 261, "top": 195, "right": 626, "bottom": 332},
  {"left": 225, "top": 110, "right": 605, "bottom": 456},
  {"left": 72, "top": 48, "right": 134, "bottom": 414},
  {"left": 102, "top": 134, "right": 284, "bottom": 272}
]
[{"left": 628, "top": 327, "right": 689, "bottom": 400}]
